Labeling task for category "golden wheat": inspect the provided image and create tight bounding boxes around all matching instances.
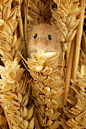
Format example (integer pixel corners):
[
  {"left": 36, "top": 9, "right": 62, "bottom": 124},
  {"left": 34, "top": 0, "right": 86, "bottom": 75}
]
[
  {"left": 0, "top": 0, "right": 34, "bottom": 129},
  {"left": 26, "top": 49, "right": 64, "bottom": 128},
  {"left": 61, "top": 72, "right": 86, "bottom": 129},
  {"left": 27, "top": 0, "right": 52, "bottom": 25},
  {"left": 0, "top": 59, "right": 34, "bottom": 129}
]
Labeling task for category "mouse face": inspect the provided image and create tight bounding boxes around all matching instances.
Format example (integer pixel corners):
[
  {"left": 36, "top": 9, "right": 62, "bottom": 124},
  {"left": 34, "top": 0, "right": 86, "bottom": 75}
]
[{"left": 27, "top": 24, "right": 62, "bottom": 58}]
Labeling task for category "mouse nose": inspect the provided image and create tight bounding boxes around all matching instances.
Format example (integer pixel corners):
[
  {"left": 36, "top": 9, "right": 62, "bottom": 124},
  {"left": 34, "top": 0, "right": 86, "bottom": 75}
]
[{"left": 37, "top": 42, "right": 45, "bottom": 49}]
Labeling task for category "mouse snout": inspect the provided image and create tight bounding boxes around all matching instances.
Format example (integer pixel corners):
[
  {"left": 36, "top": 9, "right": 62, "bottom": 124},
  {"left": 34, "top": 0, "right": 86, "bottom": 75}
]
[
  {"left": 35, "top": 38, "right": 47, "bottom": 50},
  {"left": 36, "top": 42, "right": 46, "bottom": 49}
]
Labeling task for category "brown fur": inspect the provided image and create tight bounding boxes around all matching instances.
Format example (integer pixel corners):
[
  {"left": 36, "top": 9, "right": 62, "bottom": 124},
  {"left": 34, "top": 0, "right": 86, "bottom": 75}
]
[{"left": 27, "top": 24, "right": 62, "bottom": 60}]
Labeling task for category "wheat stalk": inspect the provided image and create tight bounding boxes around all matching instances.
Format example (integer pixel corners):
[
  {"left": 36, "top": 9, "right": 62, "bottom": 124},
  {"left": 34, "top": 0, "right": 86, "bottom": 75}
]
[
  {"left": 27, "top": 49, "right": 64, "bottom": 128},
  {"left": 27, "top": 0, "right": 52, "bottom": 25},
  {"left": 0, "top": 0, "right": 34, "bottom": 129},
  {"left": 61, "top": 72, "right": 86, "bottom": 129},
  {"left": 71, "top": 0, "right": 85, "bottom": 79},
  {"left": 0, "top": 59, "right": 34, "bottom": 129}
]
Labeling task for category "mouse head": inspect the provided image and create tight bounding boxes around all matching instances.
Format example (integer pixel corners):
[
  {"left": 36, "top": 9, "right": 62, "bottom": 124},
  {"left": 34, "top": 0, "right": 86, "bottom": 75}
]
[{"left": 27, "top": 24, "right": 62, "bottom": 58}]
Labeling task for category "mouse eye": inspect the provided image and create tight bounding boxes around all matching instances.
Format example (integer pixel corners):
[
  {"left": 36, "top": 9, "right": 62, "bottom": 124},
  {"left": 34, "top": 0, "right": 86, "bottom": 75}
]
[
  {"left": 34, "top": 34, "right": 37, "bottom": 39},
  {"left": 48, "top": 35, "right": 52, "bottom": 40}
]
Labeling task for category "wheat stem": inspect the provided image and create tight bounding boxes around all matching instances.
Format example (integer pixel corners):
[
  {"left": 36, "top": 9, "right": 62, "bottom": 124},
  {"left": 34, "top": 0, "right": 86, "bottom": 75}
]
[
  {"left": 18, "top": 2, "right": 27, "bottom": 59},
  {"left": 66, "top": 42, "right": 72, "bottom": 65},
  {"left": 71, "top": 0, "right": 85, "bottom": 79},
  {"left": 4, "top": 110, "right": 12, "bottom": 129},
  {"left": 63, "top": 39, "right": 75, "bottom": 106}
]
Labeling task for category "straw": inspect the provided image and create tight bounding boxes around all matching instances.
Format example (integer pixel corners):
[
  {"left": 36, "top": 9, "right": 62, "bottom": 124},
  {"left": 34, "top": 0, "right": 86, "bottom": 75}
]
[
  {"left": 71, "top": 0, "right": 85, "bottom": 79},
  {"left": 63, "top": 39, "right": 75, "bottom": 106},
  {"left": 4, "top": 110, "right": 12, "bottom": 129},
  {"left": 63, "top": 0, "right": 85, "bottom": 106},
  {"left": 18, "top": 2, "right": 27, "bottom": 59},
  {"left": 66, "top": 42, "right": 72, "bottom": 65},
  {"left": 18, "top": 3, "right": 24, "bottom": 37},
  {"left": 24, "top": 0, "right": 28, "bottom": 51}
]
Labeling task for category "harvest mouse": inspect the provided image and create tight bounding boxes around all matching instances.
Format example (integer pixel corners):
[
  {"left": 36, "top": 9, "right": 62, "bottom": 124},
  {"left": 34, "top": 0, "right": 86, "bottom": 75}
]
[{"left": 27, "top": 24, "right": 62, "bottom": 62}]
